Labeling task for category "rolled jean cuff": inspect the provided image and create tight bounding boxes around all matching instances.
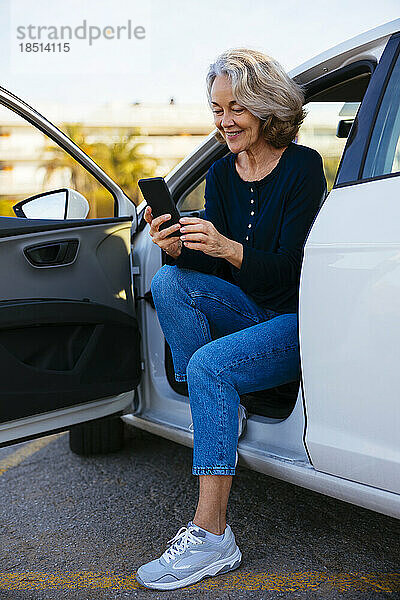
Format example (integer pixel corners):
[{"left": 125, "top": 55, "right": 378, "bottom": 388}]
[
  {"left": 174, "top": 372, "right": 187, "bottom": 382},
  {"left": 192, "top": 466, "right": 236, "bottom": 476}
]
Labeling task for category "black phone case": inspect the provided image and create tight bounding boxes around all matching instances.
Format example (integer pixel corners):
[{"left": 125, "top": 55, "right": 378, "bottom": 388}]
[{"left": 138, "top": 177, "right": 181, "bottom": 238}]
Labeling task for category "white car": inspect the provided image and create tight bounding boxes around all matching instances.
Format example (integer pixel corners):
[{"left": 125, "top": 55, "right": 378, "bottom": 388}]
[{"left": 0, "top": 19, "right": 399, "bottom": 519}]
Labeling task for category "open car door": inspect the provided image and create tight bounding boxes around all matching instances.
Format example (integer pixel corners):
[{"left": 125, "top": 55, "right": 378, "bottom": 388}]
[{"left": 0, "top": 88, "right": 142, "bottom": 447}]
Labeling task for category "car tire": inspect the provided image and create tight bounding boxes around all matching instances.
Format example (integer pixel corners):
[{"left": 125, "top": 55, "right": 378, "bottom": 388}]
[{"left": 69, "top": 415, "right": 124, "bottom": 456}]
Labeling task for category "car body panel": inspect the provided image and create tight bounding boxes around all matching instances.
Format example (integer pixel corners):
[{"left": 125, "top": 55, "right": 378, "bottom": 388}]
[
  {"left": 299, "top": 31, "right": 400, "bottom": 496},
  {"left": 301, "top": 162, "right": 400, "bottom": 492}
]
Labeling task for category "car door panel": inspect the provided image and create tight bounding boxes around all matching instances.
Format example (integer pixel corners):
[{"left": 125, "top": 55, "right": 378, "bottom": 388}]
[
  {"left": 300, "top": 178, "right": 400, "bottom": 494},
  {"left": 300, "top": 33, "right": 400, "bottom": 494},
  {"left": 0, "top": 216, "right": 141, "bottom": 425}
]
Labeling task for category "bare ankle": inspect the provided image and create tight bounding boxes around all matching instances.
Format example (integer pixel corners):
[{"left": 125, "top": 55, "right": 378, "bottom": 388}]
[{"left": 192, "top": 518, "right": 225, "bottom": 536}]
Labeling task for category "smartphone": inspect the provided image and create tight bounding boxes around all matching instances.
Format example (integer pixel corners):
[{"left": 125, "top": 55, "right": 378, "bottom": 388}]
[{"left": 138, "top": 177, "right": 181, "bottom": 238}]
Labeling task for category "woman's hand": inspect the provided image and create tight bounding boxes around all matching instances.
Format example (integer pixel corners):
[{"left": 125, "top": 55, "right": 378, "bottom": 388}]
[
  {"left": 179, "top": 216, "right": 230, "bottom": 257},
  {"left": 179, "top": 216, "right": 243, "bottom": 268},
  {"left": 144, "top": 206, "right": 182, "bottom": 259}
]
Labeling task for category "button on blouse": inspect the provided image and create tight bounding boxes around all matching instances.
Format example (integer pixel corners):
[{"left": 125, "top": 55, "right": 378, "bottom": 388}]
[{"left": 173, "top": 142, "right": 328, "bottom": 314}]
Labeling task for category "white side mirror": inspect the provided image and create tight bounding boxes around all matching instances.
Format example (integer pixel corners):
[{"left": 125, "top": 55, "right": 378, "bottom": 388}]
[{"left": 13, "top": 188, "right": 90, "bottom": 220}]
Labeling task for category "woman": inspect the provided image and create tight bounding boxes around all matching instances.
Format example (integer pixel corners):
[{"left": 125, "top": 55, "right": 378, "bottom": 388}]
[{"left": 136, "top": 48, "right": 327, "bottom": 591}]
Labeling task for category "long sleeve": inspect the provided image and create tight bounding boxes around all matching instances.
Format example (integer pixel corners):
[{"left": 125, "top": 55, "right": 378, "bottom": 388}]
[
  {"left": 168, "top": 163, "right": 227, "bottom": 275},
  {"left": 233, "top": 154, "right": 327, "bottom": 297}
]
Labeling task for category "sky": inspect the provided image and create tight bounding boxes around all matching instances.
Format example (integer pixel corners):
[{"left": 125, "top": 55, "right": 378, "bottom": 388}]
[{"left": 0, "top": 0, "right": 399, "bottom": 111}]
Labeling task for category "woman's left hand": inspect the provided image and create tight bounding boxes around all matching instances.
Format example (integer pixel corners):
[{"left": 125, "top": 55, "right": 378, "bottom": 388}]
[{"left": 178, "top": 216, "right": 230, "bottom": 258}]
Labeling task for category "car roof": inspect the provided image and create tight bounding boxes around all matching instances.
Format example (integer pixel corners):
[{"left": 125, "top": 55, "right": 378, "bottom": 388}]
[{"left": 290, "top": 18, "right": 400, "bottom": 84}]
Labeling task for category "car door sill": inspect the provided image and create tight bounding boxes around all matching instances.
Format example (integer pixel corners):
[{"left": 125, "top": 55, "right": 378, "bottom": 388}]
[{"left": 123, "top": 413, "right": 309, "bottom": 465}]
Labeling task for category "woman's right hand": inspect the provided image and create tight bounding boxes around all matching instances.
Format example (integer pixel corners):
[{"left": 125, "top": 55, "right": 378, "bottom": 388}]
[{"left": 144, "top": 206, "right": 183, "bottom": 259}]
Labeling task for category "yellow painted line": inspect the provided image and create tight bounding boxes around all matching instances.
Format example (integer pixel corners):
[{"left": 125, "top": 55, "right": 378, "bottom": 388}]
[
  {"left": 0, "top": 433, "right": 64, "bottom": 476},
  {"left": 0, "top": 572, "right": 398, "bottom": 592}
]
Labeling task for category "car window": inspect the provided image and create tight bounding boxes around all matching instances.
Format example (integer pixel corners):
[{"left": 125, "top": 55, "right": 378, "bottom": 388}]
[
  {"left": 297, "top": 101, "right": 360, "bottom": 190},
  {"left": 362, "top": 56, "right": 400, "bottom": 179},
  {"left": 0, "top": 106, "right": 115, "bottom": 218},
  {"left": 179, "top": 179, "right": 206, "bottom": 212}
]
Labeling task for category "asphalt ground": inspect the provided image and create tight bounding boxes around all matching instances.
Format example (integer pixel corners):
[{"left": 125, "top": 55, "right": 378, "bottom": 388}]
[{"left": 0, "top": 425, "right": 399, "bottom": 600}]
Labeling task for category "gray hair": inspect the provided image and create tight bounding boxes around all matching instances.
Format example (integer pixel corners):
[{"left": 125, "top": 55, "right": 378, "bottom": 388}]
[{"left": 206, "top": 48, "right": 307, "bottom": 148}]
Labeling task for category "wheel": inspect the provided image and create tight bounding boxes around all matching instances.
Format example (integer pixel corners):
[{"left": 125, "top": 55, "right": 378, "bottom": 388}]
[{"left": 69, "top": 415, "right": 124, "bottom": 456}]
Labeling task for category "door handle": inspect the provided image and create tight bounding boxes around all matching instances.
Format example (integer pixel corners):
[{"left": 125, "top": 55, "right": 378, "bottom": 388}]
[{"left": 24, "top": 239, "right": 79, "bottom": 267}]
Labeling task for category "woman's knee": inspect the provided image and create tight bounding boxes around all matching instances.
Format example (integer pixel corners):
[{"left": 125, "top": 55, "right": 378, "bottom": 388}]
[
  {"left": 151, "top": 264, "right": 203, "bottom": 306},
  {"left": 186, "top": 344, "right": 216, "bottom": 383}
]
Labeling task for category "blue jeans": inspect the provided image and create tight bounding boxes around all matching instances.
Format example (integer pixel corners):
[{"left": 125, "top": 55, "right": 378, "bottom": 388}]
[{"left": 150, "top": 265, "right": 300, "bottom": 476}]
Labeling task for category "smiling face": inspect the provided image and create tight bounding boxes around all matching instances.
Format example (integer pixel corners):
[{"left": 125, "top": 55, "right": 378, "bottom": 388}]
[{"left": 210, "top": 74, "right": 263, "bottom": 153}]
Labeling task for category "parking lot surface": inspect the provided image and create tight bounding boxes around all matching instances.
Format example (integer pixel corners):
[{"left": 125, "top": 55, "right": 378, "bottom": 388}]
[{"left": 0, "top": 426, "right": 399, "bottom": 599}]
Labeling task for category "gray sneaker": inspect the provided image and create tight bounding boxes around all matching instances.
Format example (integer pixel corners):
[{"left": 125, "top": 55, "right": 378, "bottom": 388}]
[
  {"left": 188, "top": 403, "right": 248, "bottom": 467},
  {"left": 135, "top": 522, "right": 242, "bottom": 590}
]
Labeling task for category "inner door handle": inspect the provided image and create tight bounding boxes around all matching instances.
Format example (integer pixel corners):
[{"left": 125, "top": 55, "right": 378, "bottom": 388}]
[{"left": 24, "top": 239, "right": 79, "bottom": 267}]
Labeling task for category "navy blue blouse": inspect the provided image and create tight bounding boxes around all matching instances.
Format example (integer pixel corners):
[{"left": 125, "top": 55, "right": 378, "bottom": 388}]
[{"left": 170, "top": 141, "right": 327, "bottom": 314}]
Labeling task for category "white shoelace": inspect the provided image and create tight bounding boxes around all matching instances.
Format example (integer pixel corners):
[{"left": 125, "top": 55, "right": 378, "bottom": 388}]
[{"left": 162, "top": 526, "right": 204, "bottom": 563}]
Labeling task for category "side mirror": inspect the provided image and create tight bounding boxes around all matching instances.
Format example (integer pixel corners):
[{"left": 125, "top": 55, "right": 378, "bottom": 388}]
[
  {"left": 336, "top": 119, "right": 354, "bottom": 139},
  {"left": 13, "top": 188, "right": 90, "bottom": 220}
]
